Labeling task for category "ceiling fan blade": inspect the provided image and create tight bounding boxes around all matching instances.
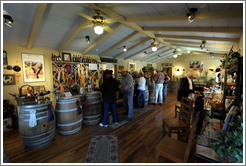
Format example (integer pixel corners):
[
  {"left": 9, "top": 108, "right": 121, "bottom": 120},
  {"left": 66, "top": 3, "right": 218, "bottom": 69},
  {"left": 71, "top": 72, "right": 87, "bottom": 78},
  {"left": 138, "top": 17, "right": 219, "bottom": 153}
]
[
  {"left": 80, "top": 24, "right": 94, "bottom": 30},
  {"left": 104, "top": 16, "right": 124, "bottom": 24},
  {"left": 74, "top": 11, "right": 94, "bottom": 21},
  {"left": 103, "top": 25, "right": 114, "bottom": 33}
]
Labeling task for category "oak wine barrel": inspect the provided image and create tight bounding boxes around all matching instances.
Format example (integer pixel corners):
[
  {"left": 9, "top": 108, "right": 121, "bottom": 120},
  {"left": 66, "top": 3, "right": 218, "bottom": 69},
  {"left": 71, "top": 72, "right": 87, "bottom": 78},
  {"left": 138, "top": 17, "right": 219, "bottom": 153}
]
[
  {"left": 81, "top": 92, "right": 102, "bottom": 125},
  {"left": 169, "top": 81, "right": 180, "bottom": 93},
  {"left": 148, "top": 84, "right": 156, "bottom": 104},
  {"left": 18, "top": 101, "right": 56, "bottom": 149},
  {"left": 56, "top": 95, "right": 83, "bottom": 135}
]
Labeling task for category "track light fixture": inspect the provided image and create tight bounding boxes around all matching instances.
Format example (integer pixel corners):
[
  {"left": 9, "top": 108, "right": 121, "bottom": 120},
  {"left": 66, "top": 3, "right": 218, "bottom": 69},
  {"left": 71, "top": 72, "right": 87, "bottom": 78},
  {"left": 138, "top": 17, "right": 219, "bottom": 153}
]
[
  {"left": 200, "top": 41, "right": 206, "bottom": 49},
  {"left": 85, "top": 36, "right": 90, "bottom": 43},
  {"left": 123, "top": 46, "right": 127, "bottom": 52},
  {"left": 144, "top": 51, "right": 147, "bottom": 55},
  {"left": 206, "top": 49, "right": 210, "bottom": 53},
  {"left": 187, "top": 50, "right": 191, "bottom": 54},
  {"left": 186, "top": 8, "right": 197, "bottom": 24},
  {"left": 211, "top": 53, "right": 214, "bottom": 58},
  {"left": 157, "top": 55, "right": 161, "bottom": 59},
  {"left": 3, "top": 11, "right": 14, "bottom": 28}
]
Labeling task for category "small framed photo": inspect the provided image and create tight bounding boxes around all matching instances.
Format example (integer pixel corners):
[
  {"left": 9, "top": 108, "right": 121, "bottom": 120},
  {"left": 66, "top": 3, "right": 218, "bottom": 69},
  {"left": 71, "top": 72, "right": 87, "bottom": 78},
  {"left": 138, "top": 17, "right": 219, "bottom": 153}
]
[
  {"left": 3, "top": 51, "right": 8, "bottom": 65},
  {"left": 62, "top": 52, "right": 71, "bottom": 62},
  {"left": 3, "top": 74, "right": 16, "bottom": 85}
]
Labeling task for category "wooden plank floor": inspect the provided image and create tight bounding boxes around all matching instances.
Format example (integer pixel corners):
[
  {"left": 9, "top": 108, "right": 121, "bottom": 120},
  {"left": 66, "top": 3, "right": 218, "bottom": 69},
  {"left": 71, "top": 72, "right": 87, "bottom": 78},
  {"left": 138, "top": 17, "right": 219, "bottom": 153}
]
[{"left": 3, "top": 90, "right": 180, "bottom": 163}]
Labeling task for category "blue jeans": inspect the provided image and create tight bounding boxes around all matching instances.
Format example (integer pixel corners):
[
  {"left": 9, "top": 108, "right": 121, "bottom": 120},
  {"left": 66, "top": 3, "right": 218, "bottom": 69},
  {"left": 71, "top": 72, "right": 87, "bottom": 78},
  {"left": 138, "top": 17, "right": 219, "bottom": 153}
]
[
  {"left": 123, "top": 90, "right": 134, "bottom": 118},
  {"left": 102, "top": 102, "right": 118, "bottom": 125},
  {"left": 137, "top": 90, "right": 145, "bottom": 108},
  {"left": 163, "top": 84, "right": 168, "bottom": 102}
]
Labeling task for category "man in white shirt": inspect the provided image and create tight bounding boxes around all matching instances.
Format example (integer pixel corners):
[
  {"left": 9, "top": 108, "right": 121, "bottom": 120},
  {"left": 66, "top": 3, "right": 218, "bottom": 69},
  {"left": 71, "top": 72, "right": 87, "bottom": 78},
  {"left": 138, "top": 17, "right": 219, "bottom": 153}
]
[{"left": 136, "top": 71, "right": 146, "bottom": 109}]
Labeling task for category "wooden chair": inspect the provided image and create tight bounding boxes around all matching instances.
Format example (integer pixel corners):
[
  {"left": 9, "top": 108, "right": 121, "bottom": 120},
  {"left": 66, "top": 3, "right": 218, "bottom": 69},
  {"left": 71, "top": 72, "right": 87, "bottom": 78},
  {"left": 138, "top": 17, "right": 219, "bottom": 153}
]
[
  {"left": 174, "top": 101, "right": 181, "bottom": 118},
  {"left": 155, "top": 112, "right": 200, "bottom": 163},
  {"left": 162, "top": 97, "right": 194, "bottom": 141}
]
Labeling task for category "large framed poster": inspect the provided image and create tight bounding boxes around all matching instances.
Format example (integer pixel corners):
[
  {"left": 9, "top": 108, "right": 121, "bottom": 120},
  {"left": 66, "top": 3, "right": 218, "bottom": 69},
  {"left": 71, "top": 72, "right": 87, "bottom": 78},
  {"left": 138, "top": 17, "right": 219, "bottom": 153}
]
[{"left": 22, "top": 53, "right": 45, "bottom": 82}]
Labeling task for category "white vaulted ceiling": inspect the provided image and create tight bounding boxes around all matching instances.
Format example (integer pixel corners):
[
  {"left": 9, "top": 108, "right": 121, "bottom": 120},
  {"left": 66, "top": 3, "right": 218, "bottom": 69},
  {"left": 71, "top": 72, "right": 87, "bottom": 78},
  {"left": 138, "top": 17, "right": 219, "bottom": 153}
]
[{"left": 2, "top": 2, "right": 244, "bottom": 62}]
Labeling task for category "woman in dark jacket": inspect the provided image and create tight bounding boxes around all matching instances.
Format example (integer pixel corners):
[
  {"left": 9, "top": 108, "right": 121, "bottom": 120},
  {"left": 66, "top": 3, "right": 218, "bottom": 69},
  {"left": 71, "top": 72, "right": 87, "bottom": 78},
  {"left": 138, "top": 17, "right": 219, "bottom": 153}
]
[{"left": 99, "top": 70, "right": 120, "bottom": 127}]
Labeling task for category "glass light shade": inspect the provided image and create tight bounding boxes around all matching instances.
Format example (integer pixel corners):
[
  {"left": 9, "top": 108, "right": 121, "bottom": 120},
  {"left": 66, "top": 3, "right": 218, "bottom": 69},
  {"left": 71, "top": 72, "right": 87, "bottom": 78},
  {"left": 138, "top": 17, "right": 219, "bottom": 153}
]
[
  {"left": 187, "top": 50, "right": 191, "bottom": 54},
  {"left": 94, "top": 26, "right": 103, "bottom": 35},
  {"left": 152, "top": 46, "right": 157, "bottom": 52},
  {"left": 173, "top": 54, "right": 178, "bottom": 58},
  {"left": 123, "top": 48, "right": 127, "bottom": 52}
]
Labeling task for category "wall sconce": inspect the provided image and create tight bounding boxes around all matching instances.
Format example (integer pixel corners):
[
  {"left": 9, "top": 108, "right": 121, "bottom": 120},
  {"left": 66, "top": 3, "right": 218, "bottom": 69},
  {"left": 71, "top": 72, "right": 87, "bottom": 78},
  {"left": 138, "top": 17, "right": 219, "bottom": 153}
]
[
  {"left": 177, "top": 69, "right": 180, "bottom": 71},
  {"left": 200, "top": 41, "right": 206, "bottom": 49},
  {"left": 123, "top": 46, "right": 127, "bottom": 52},
  {"left": 85, "top": 36, "right": 90, "bottom": 43},
  {"left": 186, "top": 8, "right": 198, "bottom": 24},
  {"left": 187, "top": 50, "right": 191, "bottom": 54},
  {"left": 183, "top": 69, "right": 185, "bottom": 71},
  {"left": 209, "top": 69, "right": 214, "bottom": 72}
]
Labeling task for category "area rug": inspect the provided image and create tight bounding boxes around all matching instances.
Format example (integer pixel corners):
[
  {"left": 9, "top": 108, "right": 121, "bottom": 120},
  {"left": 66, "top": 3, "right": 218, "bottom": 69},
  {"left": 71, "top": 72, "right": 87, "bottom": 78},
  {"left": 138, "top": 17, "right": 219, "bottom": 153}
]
[
  {"left": 83, "top": 135, "right": 120, "bottom": 163},
  {"left": 109, "top": 107, "right": 152, "bottom": 130}
]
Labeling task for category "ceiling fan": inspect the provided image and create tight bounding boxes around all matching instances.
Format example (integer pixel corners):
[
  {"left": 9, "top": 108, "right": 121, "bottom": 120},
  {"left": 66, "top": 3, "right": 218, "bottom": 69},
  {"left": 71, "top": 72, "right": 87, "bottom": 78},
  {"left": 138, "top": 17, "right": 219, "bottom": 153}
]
[{"left": 74, "top": 10, "right": 123, "bottom": 34}]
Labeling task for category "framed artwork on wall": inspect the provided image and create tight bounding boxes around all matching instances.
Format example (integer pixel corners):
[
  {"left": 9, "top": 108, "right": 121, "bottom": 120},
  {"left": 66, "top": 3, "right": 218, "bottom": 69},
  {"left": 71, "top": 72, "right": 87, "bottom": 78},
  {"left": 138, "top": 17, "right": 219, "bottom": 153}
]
[
  {"left": 62, "top": 52, "right": 71, "bottom": 62},
  {"left": 3, "top": 74, "right": 16, "bottom": 85},
  {"left": 22, "top": 53, "right": 45, "bottom": 82},
  {"left": 189, "top": 61, "right": 203, "bottom": 71},
  {"left": 119, "top": 65, "right": 124, "bottom": 70},
  {"left": 128, "top": 62, "right": 136, "bottom": 71},
  {"left": 3, "top": 51, "right": 8, "bottom": 65},
  {"left": 147, "top": 64, "right": 152, "bottom": 67}
]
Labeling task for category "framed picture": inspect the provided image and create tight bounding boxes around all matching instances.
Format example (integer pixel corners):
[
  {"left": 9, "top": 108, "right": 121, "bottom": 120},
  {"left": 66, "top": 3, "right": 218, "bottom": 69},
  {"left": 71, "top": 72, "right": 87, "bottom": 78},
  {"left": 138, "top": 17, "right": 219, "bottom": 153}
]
[
  {"left": 189, "top": 61, "right": 203, "bottom": 71},
  {"left": 3, "top": 74, "right": 16, "bottom": 85},
  {"left": 22, "top": 53, "right": 45, "bottom": 82},
  {"left": 128, "top": 62, "right": 136, "bottom": 71},
  {"left": 147, "top": 64, "right": 152, "bottom": 67},
  {"left": 62, "top": 52, "right": 71, "bottom": 62},
  {"left": 3, "top": 51, "right": 8, "bottom": 65}
]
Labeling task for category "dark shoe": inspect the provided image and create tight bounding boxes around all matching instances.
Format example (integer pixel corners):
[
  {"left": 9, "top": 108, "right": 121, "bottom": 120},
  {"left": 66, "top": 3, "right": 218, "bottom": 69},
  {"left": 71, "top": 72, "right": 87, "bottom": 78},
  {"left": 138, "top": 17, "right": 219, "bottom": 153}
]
[
  {"left": 159, "top": 103, "right": 162, "bottom": 106},
  {"left": 127, "top": 118, "right": 133, "bottom": 121},
  {"left": 123, "top": 112, "right": 128, "bottom": 115},
  {"left": 153, "top": 103, "right": 157, "bottom": 105}
]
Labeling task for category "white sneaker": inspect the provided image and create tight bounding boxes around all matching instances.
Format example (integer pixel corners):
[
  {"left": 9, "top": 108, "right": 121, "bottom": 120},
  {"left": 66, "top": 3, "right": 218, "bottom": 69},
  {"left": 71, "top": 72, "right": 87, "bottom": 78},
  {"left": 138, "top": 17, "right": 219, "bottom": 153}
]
[
  {"left": 115, "top": 122, "right": 118, "bottom": 125},
  {"left": 99, "top": 123, "right": 108, "bottom": 127}
]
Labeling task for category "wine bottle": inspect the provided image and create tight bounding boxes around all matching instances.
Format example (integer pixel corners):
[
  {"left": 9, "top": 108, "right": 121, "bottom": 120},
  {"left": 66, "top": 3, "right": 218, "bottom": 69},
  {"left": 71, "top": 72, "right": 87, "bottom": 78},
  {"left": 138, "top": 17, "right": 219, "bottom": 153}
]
[
  {"left": 80, "top": 56, "right": 82, "bottom": 63},
  {"left": 58, "top": 53, "right": 61, "bottom": 61},
  {"left": 54, "top": 54, "right": 56, "bottom": 61},
  {"left": 52, "top": 54, "right": 54, "bottom": 61},
  {"left": 73, "top": 55, "right": 75, "bottom": 62}
]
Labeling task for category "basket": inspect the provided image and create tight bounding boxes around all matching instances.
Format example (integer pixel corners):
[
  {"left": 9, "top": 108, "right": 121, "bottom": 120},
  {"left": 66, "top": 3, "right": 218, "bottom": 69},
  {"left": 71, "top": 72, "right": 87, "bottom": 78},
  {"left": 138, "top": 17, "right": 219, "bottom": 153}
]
[
  {"left": 15, "top": 85, "right": 36, "bottom": 105},
  {"left": 209, "top": 93, "right": 223, "bottom": 109}
]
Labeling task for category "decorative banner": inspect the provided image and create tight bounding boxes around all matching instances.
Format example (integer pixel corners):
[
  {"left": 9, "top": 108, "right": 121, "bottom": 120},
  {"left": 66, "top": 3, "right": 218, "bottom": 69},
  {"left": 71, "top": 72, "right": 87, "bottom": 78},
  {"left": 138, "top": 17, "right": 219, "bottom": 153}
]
[
  {"left": 22, "top": 53, "right": 45, "bottom": 82},
  {"left": 106, "top": 63, "right": 113, "bottom": 69}
]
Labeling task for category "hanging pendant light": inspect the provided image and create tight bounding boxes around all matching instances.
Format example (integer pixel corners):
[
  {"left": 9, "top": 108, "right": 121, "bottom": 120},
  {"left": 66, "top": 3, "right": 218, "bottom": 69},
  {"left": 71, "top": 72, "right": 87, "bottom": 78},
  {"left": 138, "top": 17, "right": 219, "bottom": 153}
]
[
  {"left": 123, "top": 46, "right": 127, "bottom": 52},
  {"left": 94, "top": 25, "right": 103, "bottom": 35},
  {"left": 152, "top": 46, "right": 157, "bottom": 52}
]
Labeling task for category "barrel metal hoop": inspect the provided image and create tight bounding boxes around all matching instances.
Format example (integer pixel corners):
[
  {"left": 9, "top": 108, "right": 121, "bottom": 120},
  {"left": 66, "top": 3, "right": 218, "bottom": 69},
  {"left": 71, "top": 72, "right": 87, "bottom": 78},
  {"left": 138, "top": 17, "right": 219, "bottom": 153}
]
[
  {"left": 56, "top": 106, "right": 82, "bottom": 113},
  {"left": 57, "top": 118, "right": 83, "bottom": 127},
  {"left": 81, "top": 101, "right": 101, "bottom": 105},
  {"left": 19, "top": 110, "right": 49, "bottom": 116},
  {"left": 21, "top": 132, "right": 55, "bottom": 144},
  {"left": 18, "top": 115, "right": 48, "bottom": 122},
  {"left": 23, "top": 137, "right": 54, "bottom": 149},
  {"left": 58, "top": 125, "right": 82, "bottom": 135},
  {"left": 20, "top": 127, "right": 56, "bottom": 139},
  {"left": 56, "top": 98, "right": 81, "bottom": 104},
  {"left": 83, "top": 113, "right": 101, "bottom": 118}
]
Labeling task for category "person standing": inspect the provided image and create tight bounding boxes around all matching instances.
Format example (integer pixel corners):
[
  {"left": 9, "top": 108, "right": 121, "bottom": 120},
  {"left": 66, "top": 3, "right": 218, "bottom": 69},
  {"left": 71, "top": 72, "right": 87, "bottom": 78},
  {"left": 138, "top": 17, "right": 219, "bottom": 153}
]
[
  {"left": 162, "top": 70, "right": 170, "bottom": 103},
  {"left": 153, "top": 68, "right": 165, "bottom": 105},
  {"left": 119, "top": 69, "right": 134, "bottom": 121},
  {"left": 136, "top": 71, "right": 146, "bottom": 109},
  {"left": 99, "top": 70, "right": 119, "bottom": 127}
]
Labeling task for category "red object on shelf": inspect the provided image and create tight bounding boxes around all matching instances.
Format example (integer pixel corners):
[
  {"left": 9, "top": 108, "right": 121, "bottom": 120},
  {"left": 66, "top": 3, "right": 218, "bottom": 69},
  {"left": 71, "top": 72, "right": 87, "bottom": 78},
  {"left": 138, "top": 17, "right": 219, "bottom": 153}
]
[{"left": 66, "top": 62, "right": 71, "bottom": 73}]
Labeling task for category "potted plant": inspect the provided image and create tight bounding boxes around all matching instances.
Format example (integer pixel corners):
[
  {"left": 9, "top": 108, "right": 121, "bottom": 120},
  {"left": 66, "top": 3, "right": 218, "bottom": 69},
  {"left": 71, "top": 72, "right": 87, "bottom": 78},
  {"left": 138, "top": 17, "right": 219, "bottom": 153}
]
[{"left": 212, "top": 115, "right": 243, "bottom": 163}]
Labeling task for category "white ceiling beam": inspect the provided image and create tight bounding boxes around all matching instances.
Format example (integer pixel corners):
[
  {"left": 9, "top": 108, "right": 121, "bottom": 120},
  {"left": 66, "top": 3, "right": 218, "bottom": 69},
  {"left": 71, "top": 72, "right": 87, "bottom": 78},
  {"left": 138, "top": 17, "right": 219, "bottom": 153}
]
[
  {"left": 113, "top": 38, "right": 151, "bottom": 58},
  {"left": 58, "top": 10, "right": 95, "bottom": 52},
  {"left": 155, "top": 35, "right": 239, "bottom": 43},
  {"left": 126, "top": 9, "right": 243, "bottom": 22},
  {"left": 98, "top": 3, "right": 128, "bottom": 8},
  {"left": 83, "top": 23, "right": 123, "bottom": 55},
  {"left": 171, "top": 43, "right": 230, "bottom": 52},
  {"left": 99, "top": 31, "right": 140, "bottom": 57},
  {"left": 162, "top": 40, "right": 232, "bottom": 48},
  {"left": 26, "top": 3, "right": 47, "bottom": 49},
  {"left": 143, "top": 27, "right": 243, "bottom": 34}
]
